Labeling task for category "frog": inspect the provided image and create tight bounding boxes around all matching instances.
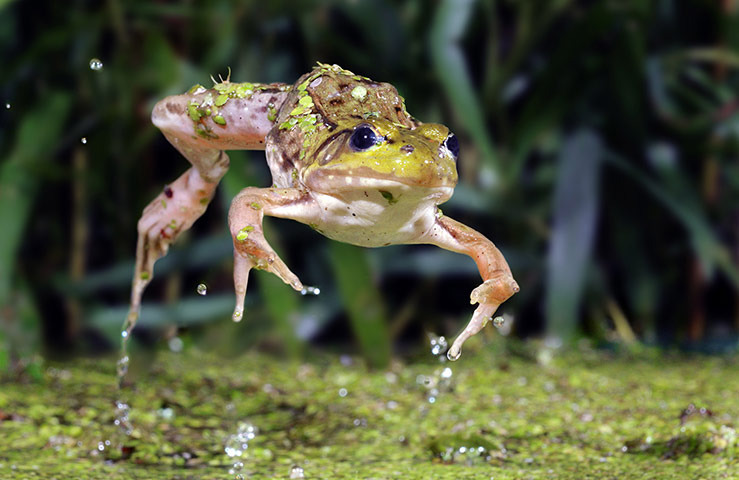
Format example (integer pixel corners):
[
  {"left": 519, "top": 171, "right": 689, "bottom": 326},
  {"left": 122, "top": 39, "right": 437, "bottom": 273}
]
[{"left": 124, "top": 63, "right": 518, "bottom": 360}]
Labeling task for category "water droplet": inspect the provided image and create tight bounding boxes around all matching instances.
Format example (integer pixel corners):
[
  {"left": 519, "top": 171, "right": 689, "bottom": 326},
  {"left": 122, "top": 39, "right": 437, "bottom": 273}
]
[
  {"left": 121, "top": 330, "right": 128, "bottom": 338},
  {"left": 89, "top": 58, "right": 103, "bottom": 71},
  {"left": 196, "top": 283, "right": 207, "bottom": 295},
  {"left": 446, "top": 349, "right": 461, "bottom": 362},
  {"left": 338, "top": 388, "right": 347, "bottom": 397},
  {"left": 493, "top": 316, "right": 505, "bottom": 328},
  {"left": 97, "top": 442, "right": 105, "bottom": 451},
  {"left": 440, "top": 367, "right": 453, "bottom": 379},
  {"left": 232, "top": 308, "right": 243, "bottom": 322},
  {"left": 81, "top": 137, "right": 88, "bottom": 144},
  {"left": 168, "top": 337, "right": 183, "bottom": 352},
  {"left": 5, "top": 103, "right": 10, "bottom": 109},
  {"left": 429, "top": 335, "right": 448, "bottom": 357},
  {"left": 289, "top": 465, "right": 305, "bottom": 479},
  {"left": 300, "top": 285, "right": 320, "bottom": 295}
]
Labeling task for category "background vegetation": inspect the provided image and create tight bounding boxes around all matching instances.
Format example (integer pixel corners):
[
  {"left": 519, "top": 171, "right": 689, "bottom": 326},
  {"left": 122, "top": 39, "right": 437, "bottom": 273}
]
[{"left": 2, "top": 0, "right": 739, "bottom": 370}]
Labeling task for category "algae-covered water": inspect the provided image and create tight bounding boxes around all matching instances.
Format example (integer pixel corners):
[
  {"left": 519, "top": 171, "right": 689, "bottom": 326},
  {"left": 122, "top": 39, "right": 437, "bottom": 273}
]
[{"left": 1, "top": 344, "right": 737, "bottom": 479}]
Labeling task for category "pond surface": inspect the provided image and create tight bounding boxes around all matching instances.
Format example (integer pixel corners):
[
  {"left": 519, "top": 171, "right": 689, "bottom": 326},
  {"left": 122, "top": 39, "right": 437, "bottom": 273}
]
[{"left": 1, "top": 344, "right": 737, "bottom": 479}]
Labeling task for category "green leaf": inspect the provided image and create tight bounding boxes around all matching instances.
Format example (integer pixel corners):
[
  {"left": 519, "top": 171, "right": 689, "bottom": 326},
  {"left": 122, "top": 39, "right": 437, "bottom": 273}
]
[
  {"left": 605, "top": 153, "right": 739, "bottom": 288},
  {"left": 328, "top": 242, "right": 390, "bottom": 368},
  {"left": 0, "top": 92, "right": 71, "bottom": 314},
  {"left": 546, "top": 129, "right": 603, "bottom": 342},
  {"left": 430, "top": 0, "right": 499, "bottom": 179}
]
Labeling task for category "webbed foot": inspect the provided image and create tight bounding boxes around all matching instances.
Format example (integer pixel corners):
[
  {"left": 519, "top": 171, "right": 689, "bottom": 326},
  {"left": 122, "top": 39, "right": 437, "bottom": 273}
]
[{"left": 447, "top": 273, "right": 519, "bottom": 361}]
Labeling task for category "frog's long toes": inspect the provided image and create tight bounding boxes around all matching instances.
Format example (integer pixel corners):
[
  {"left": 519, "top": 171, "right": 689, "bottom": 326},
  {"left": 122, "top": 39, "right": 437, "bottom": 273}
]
[
  {"left": 232, "top": 253, "right": 252, "bottom": 323},
  {"left": 449, "top": 303, "right": 499, "bottom": 361}
]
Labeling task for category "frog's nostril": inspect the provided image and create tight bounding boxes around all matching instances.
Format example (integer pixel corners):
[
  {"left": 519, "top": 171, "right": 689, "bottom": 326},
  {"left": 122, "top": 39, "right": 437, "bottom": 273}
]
[{"left": 400, "top": 144, "right": 415, "bottom": 154}]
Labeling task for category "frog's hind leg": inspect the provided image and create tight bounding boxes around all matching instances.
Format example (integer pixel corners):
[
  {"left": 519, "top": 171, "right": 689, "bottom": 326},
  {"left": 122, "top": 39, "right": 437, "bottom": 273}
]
[
  {"left": 227, "top": 187, "right": 316, "bottom": 321},
  {"left": 124, "top": 146, "right": 229, "bottom": 336}
]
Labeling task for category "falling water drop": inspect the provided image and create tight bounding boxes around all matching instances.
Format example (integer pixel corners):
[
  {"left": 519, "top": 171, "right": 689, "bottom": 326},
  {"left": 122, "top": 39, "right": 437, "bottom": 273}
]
[
  {"left": 196, "top": 283, "right": 207, "bottom": 295},
  {"left": 89, "top": 58, "right": 103, "bottom": 71},
  {"left": 492, "top": 316, "right": 505, "bottom": 328},
  {"left": 5, "top": 103, "right": 10, "bottom": 109},
  {"left": 80, "top": 137, "right": 87, "bottom": 144},
  {"left": 289, "top": 465, "right": 306, "bottom": 479},
  {"left": 446, "top": 348, "right": 461, "bottom": 362}
]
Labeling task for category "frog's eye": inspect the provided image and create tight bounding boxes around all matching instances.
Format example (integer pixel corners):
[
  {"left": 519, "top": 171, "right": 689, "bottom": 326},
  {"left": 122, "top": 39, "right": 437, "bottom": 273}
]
[
  {"left": 443, "top": 134, "right": 459, "bottom": 160},
  {"left": 349, "top": 124, "right": 379, "bottom": 151}
]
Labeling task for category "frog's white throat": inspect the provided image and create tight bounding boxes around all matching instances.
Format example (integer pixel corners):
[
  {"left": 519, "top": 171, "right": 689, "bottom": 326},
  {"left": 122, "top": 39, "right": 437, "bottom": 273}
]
[{"left": 309, "top": 183, "right": 452, "bottom": 248}]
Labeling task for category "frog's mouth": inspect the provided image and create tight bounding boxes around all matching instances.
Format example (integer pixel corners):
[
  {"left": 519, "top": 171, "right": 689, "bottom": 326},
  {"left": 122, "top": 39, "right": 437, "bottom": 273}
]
[
  {"left": 305, "top": 129, "right": 458, "bottom": 193},
  {"left": 305, "top": 166, "right": 456, "bottom": 194}
]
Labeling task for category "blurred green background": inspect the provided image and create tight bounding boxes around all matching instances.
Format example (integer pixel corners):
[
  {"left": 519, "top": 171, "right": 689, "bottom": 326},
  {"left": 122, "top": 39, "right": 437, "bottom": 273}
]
[{"left": 2, "top": 0, "right": 739, "bottom": 371}]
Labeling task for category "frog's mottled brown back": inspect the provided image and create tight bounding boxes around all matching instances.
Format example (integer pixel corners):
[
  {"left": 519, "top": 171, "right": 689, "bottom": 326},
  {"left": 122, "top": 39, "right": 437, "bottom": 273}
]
[{"left": 266, "top": 63, "right": 417, "bottom": 189}]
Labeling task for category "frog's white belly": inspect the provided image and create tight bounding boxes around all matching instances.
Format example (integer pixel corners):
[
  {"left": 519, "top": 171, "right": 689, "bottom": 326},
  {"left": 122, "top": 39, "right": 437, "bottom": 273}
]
[{"left": 311, "top": 184, "right": 452, "bottom": 247}]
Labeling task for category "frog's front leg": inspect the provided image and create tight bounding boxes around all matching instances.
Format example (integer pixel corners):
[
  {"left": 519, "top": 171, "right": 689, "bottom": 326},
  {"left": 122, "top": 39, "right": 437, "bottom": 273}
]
[
  {"left": 419, "top": 214, "right": 519, "bottom": 360},
  {"left": 228, "top": 187, "right": 317, "bottom": 321}
]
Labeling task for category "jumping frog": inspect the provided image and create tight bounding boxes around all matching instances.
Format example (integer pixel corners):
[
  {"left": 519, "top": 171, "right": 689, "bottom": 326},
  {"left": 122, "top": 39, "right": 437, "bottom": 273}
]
[{"left": 125, "top": 63, "right": 518, "bottom": 360}]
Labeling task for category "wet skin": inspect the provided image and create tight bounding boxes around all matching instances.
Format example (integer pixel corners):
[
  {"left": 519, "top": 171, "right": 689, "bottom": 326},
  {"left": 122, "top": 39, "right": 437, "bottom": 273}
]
[{"left": 125, "top": 63, "right": 518, "bottom": 359}]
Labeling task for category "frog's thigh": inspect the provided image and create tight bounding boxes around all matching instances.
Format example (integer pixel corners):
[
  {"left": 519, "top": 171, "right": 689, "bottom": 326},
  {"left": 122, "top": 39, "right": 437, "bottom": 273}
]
[
  {"left": 127, "top": 146, "right": 229, "bottom": 335},
  {"left": 227, "top": 187, "right": 317, "bottom": 321}
]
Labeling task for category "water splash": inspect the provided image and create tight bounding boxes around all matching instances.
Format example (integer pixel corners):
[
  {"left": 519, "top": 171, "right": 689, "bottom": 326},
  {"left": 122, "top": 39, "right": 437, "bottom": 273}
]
[
  {"left": 300, "top": 285, "right": 320, "bottom": 296},
  {"left": 438, "top": 445, "right": 495, "bottom": 465},
  {"left": 196, "top": 283, "right": 207, "bottom": 295},
  {"left": 115, "top": 311, "right": 137, "bottom": 452},
  {"left": 422, "top": 334, "right": 455, "bottom": 403},
  {"left": 113, "top": 401, "right": 132, "bottom": 436},
  {"left": 430, "top": 335, "right": 448, "bottom": 358},
  {"left": 89, "top": 58, "right": 103, "bottom": 71},
  {"left": 225, "top": 421, "right": 258, "bottom": 479},
  {"left": 289, "top": 465, "right": 306, "bottom": 479}
]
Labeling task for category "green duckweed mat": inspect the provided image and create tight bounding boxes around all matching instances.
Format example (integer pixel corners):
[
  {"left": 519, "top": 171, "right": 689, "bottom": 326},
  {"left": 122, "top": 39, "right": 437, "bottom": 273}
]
[{"left": 0, "top": 344, "right": 737, "bottom": 479}]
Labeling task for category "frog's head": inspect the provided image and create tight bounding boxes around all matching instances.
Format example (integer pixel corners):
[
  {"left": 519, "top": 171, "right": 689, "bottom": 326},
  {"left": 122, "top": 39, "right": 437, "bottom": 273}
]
[{"left": 302, "top": 118, "right": 459, "bottom": 194}]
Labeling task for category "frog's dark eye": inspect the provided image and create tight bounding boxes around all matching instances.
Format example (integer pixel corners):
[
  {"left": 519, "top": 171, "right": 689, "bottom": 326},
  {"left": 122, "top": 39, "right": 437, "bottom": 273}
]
[
  {"left": 349, "top": 124, "right": 379, "bottom": 151},
  {"left": 444, "top": 134, "right": 459, "bottom": 159}
]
